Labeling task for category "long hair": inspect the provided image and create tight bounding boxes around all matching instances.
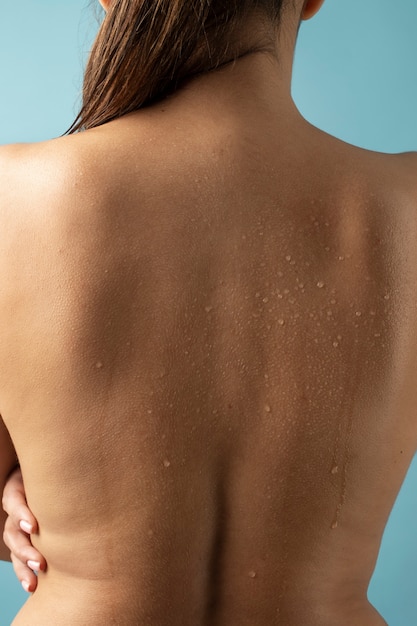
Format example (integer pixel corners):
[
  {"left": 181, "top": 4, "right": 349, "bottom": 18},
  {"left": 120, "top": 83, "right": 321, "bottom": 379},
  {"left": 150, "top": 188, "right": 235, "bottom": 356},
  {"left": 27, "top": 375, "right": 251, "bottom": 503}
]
[{"left": 67, "top": 0, "right": 287, "bottom": 133}]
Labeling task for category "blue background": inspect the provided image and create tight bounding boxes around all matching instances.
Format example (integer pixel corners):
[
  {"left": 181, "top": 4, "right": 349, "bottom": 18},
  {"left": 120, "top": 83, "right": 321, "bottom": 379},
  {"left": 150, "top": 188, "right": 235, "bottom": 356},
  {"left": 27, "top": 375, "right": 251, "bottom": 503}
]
[{"left": 0, "top": 0, "right": 416, "bottom": 624}]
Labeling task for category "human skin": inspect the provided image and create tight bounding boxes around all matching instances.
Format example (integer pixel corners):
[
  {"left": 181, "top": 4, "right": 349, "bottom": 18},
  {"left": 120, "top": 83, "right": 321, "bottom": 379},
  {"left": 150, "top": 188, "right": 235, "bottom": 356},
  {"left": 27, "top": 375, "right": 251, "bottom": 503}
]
[
  {"left": 1, "top": 1, "right": 416, "bottom": 624},
  {"left": 2, "top": 468, "right": 46, "bottom": 591}
]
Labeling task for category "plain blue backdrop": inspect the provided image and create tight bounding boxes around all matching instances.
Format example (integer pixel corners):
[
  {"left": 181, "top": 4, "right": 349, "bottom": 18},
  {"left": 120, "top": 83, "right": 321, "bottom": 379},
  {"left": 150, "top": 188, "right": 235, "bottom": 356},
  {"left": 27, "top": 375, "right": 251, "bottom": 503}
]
[{"left": 0, "top": 1, "right": 416, "bottom": 624}]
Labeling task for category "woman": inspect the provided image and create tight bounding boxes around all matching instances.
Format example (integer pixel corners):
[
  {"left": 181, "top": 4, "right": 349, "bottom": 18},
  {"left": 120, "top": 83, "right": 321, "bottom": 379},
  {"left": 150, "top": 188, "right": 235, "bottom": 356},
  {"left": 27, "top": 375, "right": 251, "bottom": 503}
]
[{"left": 1, "top": 0, "right": 416, "bottom": 623}]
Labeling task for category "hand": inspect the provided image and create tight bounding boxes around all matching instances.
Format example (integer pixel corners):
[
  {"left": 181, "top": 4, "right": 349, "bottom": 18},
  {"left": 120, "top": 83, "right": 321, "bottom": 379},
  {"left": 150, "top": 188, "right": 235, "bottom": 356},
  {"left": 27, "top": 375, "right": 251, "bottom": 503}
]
[{"left": 2, "top": 467, "right": 46, "bottom": 593}]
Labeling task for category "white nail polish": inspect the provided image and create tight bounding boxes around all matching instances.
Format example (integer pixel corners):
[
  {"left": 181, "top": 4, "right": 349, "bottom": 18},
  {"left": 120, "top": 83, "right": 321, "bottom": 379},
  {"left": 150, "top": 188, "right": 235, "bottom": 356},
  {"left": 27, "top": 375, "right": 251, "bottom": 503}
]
[
  {"left": 27, "top": 560, "right": 40, "bottom": 572},
  {"left": 19, "top": 520, "right": 33, "bottom": 534},
  {"left": 21, "top": 580, "right": 30, "bottom": 593}
]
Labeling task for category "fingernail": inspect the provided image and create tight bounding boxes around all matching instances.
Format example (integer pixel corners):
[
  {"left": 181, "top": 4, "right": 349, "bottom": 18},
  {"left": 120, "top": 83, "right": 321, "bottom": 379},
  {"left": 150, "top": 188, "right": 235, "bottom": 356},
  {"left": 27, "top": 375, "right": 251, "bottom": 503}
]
[
  {"left": 19, "top": 520, "right": 33, "bottom": 534},
  {"left": 21, "top": 580, "right": 31, "bottom": 593},
  {"left": 27, "top": 560, "right": 40, "bottom": 572}
]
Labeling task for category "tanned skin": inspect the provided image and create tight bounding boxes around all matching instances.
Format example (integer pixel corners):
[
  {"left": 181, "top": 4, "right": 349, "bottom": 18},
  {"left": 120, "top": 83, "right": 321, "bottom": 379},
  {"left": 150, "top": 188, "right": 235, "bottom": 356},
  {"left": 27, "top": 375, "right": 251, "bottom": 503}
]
[{"left": 1, "top": 2, "right": 416, "bottom": 624}]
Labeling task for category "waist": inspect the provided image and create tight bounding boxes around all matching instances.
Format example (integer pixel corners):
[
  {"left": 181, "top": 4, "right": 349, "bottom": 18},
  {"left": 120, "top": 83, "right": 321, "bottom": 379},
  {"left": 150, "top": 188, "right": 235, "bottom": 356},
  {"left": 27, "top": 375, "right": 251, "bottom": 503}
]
[
  {"left": 13, "top": 579, "right": 386, "bottom": 626},
  {"left": 12, "top": 578, "right": 138, "bottom": 626}
]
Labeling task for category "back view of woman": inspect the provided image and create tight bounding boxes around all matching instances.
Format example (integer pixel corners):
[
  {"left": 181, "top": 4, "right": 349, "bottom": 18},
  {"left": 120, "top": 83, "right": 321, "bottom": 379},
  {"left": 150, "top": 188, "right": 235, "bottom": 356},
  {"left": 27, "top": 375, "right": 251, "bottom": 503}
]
[{"left": 1, "top": 0, "right": 416, "bottom": 624}]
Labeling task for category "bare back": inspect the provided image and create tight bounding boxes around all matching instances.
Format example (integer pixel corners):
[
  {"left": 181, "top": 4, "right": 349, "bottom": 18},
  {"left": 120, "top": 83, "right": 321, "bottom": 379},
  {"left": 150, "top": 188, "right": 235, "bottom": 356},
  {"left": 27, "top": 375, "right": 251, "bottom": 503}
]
[{"left": 1, "top": 85, "right": 417, "bottom": 625}]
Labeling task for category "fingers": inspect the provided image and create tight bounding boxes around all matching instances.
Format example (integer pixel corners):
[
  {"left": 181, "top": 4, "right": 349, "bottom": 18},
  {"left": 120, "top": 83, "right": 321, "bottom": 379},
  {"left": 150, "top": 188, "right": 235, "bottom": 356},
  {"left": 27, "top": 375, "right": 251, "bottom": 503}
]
[
  {"left": 2, "top": 468, "right": 38, "bottom": 535},
  {"left": 3, "top": 515, "right": 46, "bottom": 575},
  {"left": 2, "top": 467, "right": 47, "bottom": 582},
  {"left": 10, "top": 552, "right": 38, "bottom": 593}
]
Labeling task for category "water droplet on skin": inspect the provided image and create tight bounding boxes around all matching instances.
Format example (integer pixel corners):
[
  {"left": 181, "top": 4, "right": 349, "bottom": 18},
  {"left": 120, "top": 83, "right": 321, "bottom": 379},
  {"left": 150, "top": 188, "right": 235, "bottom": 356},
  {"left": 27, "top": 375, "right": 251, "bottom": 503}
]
[
  {"left": 248, "top": 571, "right": 257, "bottom": 579},
  {"left": 263, "top": 297, "right": 269, "bottom": 303},
  {"left": 147, "top": 409, "right": 153, "bottom": 414},
  {"left": 317, "top": 281, "right": 325, "bottom": 289},
  {"left": 355, "top": 311, "right": 362, "bottom": 317},
  {"left": 264, "top": 404, "right": 272, "bottom": 413},
  {"left": 331, "top": 521, "right": 338, "bottom": 529},
  {"left": 95, "top": 361, "right": 103, "bottom": 369},
  {"left": 338, "top": 256, "right": 345, "bottom": 261},
  {"left": 331, "top": 465, "right": 339, "bottom": 474},
  {"left": 163, "top": 459, "right": 171, "bottom": 468},
  {"left": 255, "top": 292, "right": 261, "bottom": 298},
  {"left": 264, "top": 374, "right": 269, "bottom": 380},
  {"left": 330, "top": 299, "right": 337, "bottom": 305},
  {"left": 277, "top": 319, "right": 285, "bottom": 326},
  {"left": 384, "top": 294, "right": 390, "bottom": 301},
  {"left": 325, "top": 246, "right": 330, "bottom": 252},
  {"left": 332, "top": 342, "right": 339, "bottom": 348},
  {"left": 285, "top": 255, "right": 292, "bottom": 262},
  {"left": 205, "top": 306, "right": 213, "bottom": 313}
]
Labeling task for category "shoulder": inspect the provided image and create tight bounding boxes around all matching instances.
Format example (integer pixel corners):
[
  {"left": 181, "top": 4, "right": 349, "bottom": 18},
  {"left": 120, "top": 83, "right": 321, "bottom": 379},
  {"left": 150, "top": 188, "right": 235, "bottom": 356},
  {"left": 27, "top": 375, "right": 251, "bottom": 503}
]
[
  {"left": 375, "top": 149, "right": 416, "bottom": 182},
  {"left": 302, "top": 124, "right": 417, "bottom": 197},
  {"left": 0, "top": 136, "right": 122, "bottom": 309},
  {"left": 393, "top": 151, "right": 417, "bottom": 187},
  {"left": 0, "top": 139, "right": 78, "bottom": 224},
  {"left": 344, "top": 147, "right": 417, "bottom": 203},
  {"left": 0, "top": 134, "right": 122, "bottom": 242},
  {"left": 0, "top": 135, "right": 99, "bottom": 200},
  {"left": 395, "top": 150, "right": 417, "bottom": 165},
  {"left": 0, "top": 136, "right": 124, "bottom": 335},
  {"left": 378, "top": 151, "right": 417, "bottom": 209}
]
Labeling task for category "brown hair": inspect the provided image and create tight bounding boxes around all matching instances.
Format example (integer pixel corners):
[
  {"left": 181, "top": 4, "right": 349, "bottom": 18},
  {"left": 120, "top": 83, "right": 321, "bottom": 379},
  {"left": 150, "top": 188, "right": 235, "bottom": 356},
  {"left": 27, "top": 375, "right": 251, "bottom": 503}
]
[{"left": 67, "top": 0, "right": 287, "bottom": 134}]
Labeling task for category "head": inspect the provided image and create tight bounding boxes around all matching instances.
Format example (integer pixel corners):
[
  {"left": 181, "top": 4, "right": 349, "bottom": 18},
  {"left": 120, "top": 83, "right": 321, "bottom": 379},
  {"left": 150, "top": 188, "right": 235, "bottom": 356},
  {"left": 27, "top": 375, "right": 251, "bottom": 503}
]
[{"left": 68, "top": 0, "right": 325, "bottom": 133}]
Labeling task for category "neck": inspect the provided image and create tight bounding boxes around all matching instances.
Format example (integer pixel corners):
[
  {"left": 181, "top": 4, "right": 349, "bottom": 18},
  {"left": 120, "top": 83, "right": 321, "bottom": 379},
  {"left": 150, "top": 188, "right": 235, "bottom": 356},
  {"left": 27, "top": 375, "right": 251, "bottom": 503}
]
[
  {"left": 172, "top": 49, "right": 299, "bottom": 124},
  {"left": 171, "top": 8, "right": 301, "bottom": 118}
]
